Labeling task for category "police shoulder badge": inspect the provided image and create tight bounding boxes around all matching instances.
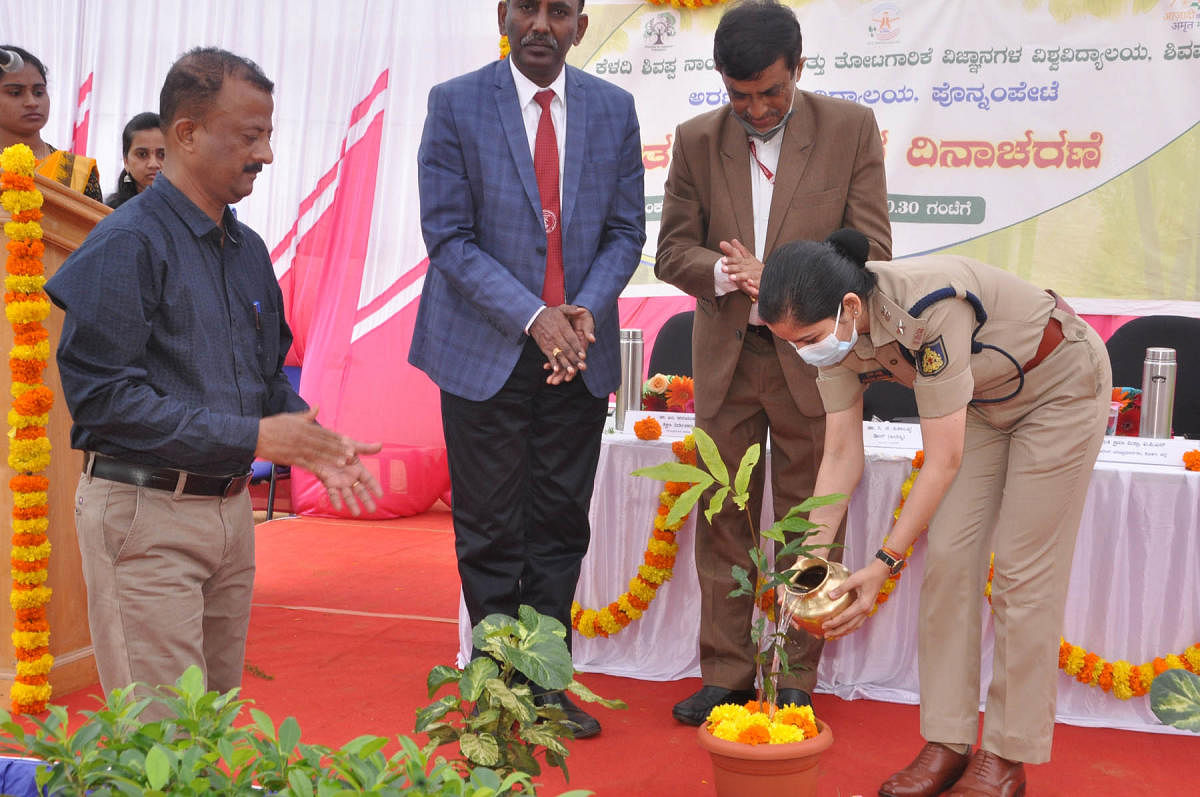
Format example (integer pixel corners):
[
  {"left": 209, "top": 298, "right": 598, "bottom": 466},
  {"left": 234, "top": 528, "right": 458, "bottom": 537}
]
[{"left": 917, "top": 336, "right": 949, "bottom": 377}]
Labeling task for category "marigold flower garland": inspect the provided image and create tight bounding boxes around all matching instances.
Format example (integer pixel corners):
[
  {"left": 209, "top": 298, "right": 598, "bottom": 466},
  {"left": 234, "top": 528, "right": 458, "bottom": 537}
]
[
  {"left": 706, "top": 699, "right": 819, "bottom": 746},
  {"left": 887, "top": 448, "right": 1200, "bottom": 702},
  {"left": 1, "top": 144, "right": 54, "bottom": 714},
  {"left": 571, "top": 436, "right": 697, "bottom": 638}
]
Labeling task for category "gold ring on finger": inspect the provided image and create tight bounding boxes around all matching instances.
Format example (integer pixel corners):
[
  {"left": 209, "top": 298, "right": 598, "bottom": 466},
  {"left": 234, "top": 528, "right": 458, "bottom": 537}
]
[{"left": 551, "top": 347, "right": 563, "bottom": 357}]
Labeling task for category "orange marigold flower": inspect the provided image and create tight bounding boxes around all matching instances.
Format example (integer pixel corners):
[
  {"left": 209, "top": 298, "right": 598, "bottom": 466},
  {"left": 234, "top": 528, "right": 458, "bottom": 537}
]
[
  {"left": 14, "top": 426, "right": 46, "bottom": 440},
  {"left": 10, "top": 360, "right": 46, "bottom": 382},
  {"left": 664, "top": 481, "right": 690, "bottom": 495},
  {"left": 11, "top": 533, "right": 47, "bottom": 548},
  {"left": 13, "top": 385, "right": 52, "bottom": 415},
  {"left": 1098, "top": 663, "right": 1115, "bottom": 692},
  {"left": 6, "top": 239, "right": 44, "bottom": 258},
  {"left": 14, "top": 647, "right": 49, "bottom": 661},
  {"left": 628, "top": 594, "right": 649, "bottom": 610},
  {"left": 736, "top": 724, "right": 771, "bottom": 745},
  {"left": 799, "top": 718, "right": 819, "bottom": 739},
  {"left": 634, "top": 417, "right": 662, "bottom": 440},
  {"left": 757, "top": 586, "right": 775, "bottom": 613},
  {"left": 1184, "top": 450, "right": 1200, "bottom": 471},
  {"left": 743, "top": 699, "right": 766, "bottom": 714},
  {"left": 1152, "top": 657, "right": 1169, "bottom": 675},
  {"left": 912, "top": 450, "right": 925, "bottom": 468},
  {"left": 11, "top": 559, "right": 48, "bottom": 572},
  {"left": 10, "top": 475, "right": 48, "bottom": 492},
  {"left": 13, "top": 506, "right": 49, "bottom": 520},
  {"left": 0, "top": 174, "right": 34, "bottom": 191},
  {"left": 665, "top": 375, "right": 694, "bottom": 409},
  {"left": 1077, "top": 653, "right": 1100, "bottom": 683},
  {"left": 12, "top": 208, "right": 43, "bottom": 224}
]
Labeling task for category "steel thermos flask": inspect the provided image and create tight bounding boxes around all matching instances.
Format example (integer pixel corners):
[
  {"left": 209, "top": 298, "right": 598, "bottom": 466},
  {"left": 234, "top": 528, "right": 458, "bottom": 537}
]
[
  {"left": 614, "top": 329, "right": 643, "bottom": 431},
  {"left": 1138, "top": 347, "right": 1177, "bottom": 439}
]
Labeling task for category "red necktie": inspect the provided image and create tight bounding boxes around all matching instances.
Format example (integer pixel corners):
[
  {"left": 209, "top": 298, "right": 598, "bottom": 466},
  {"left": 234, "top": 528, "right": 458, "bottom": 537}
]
[{"left": 533, "top": 89, "right": 564, "bottom": 306}]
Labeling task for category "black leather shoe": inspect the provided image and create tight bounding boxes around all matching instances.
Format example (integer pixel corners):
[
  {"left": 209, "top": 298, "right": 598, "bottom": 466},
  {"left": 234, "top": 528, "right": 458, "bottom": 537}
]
[
  {"left": 672, "top": 685, "right": 757, "bottom": 726},
  {"left": 534, "top": 692, "right": 601, "bottom": 739},
  {"left": 775, "top": 688, "right": 812, "bottom": 707}
]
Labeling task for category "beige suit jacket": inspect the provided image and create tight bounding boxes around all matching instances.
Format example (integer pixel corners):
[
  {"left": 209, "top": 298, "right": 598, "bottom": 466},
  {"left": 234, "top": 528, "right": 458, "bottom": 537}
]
[{"left": 655, "top": 91, "right": 892, "bottom": 416}]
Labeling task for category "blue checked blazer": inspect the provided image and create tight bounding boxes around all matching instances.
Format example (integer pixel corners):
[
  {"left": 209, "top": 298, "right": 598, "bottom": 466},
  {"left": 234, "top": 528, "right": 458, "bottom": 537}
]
[{"left": 410, "top": 59, "right": 646, "bottom": 401}]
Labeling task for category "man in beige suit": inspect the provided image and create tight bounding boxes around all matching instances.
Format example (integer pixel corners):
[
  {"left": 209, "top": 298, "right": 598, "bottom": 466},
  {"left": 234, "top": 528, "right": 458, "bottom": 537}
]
[{"left": 655, "top": 0, "right": 891, "bottom": 724}]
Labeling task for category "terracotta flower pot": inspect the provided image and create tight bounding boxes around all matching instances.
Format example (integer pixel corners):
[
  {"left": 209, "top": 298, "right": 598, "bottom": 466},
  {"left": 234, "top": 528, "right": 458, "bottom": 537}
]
[{"left": 696, "top": 719, "right": 833, "bottom": 797}]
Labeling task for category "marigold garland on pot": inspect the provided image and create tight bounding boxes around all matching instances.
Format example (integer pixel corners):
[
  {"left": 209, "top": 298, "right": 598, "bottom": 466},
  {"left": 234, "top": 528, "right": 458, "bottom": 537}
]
[
  {"left": 1, "top": 144, "right": 54, "bottom": 714},
  {"left": 571, "top": 436, "right": 697, "bottom": 638}
]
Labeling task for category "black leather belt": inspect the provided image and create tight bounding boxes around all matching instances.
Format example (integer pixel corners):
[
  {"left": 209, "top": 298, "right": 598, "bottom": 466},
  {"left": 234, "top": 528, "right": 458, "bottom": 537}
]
[
  {"left": 86, "top": 454, "right": 252, "bottom": 498},
  {"left": 747, "top": 324, "right": 774, "bottom": 342}
]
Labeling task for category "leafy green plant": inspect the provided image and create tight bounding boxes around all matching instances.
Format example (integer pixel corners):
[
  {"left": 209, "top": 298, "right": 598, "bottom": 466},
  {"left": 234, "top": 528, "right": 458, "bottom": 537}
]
[
  {"left": 416, "top": 605, "right": 623, "bottom": 791},
  {"left": 0, "top": 665, "right": 542, "bottom": 795},
  {"left": 632, "top": 428, "right": 842, "bottom": 707},
  {"left": 1150, "top": 668, "right": 1200, "bottom": 733}
]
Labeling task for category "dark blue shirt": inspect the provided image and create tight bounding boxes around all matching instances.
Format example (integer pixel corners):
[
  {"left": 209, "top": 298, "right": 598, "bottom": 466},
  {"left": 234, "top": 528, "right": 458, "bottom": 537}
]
[{"left": 45, "top": 175, "right": 306, "bottom": 476}]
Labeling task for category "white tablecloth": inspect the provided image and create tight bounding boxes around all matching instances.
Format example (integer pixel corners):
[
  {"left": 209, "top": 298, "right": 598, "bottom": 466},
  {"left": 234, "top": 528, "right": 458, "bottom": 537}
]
[{"left": 459, "top": 430, "right": 1200, "bottom": 734}]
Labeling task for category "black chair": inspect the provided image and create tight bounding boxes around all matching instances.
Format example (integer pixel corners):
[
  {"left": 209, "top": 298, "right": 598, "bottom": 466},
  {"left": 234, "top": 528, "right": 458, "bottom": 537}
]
[
  {"left": 1105, "top": 315, "right": 1200, "bottom": 439},
  {"left": 251, "top": 365, "right": 303, "bottom": 519},
  {"left": 862, "top": 380, "right": 919, "bottom": 422},
  {"left": 647, "top": 311, "right": 694, "bottom": 378}
]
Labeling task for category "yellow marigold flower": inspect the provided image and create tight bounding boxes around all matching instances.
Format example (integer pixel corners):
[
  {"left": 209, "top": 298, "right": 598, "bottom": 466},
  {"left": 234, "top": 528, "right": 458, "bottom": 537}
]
[
  {"left": 12, "top": 491, "right": 47, "bottom": 509},
  {"left": 11, "top": 681, "right": 52, "bottom": 704},
  {"left": 660, "top": 492, "right": 677, "bottom": 508},
  {"left": 3, "top": 221, "right": 43, "bottom": 241},
  {"left": 1184, "top": 646, "right": 1200, "bottom": 672},
  {"left": 7, "top": 410, "right": 49, "bottom": 429},
  {"left": 769, "top": 723, "right": 805, "bottom": 744},
  {"left": 709, "top": 719, "right": 742, "bottom": 742},
  {"left": 11, "top": 340, "right": 51, "bottom": 361},
  {"left": 575, "top": 609, "right": 597, "bottom": 638},
  {"left": 12, "top": 542, "right": 52, "bottom": 562},
  {"left": 498, "top": 35, "right": 510, "bottom": 60},
  {"left": 1, "top": 144, "right": 37, "bottom": 174},
  {"left": 4, "top": 275, "right": 46, "bottom": 294},
  {"left": 12, "top": 569, "right": 47, "bottom": 585},
  {"left": 12, "top": 630, "right": 50, "bottom": 649},
  {"left": 15, "top": 653, "right": 53, "bottom": 678},
  {"left": 11, "top": 382, "right": 37, "bottom": 399},
  {"left": 0, "top": 189, "right": 43, "bottom": 214},
  {"left": 628, "top": 579, "right": 656, "bottom": 602},
  {"left": 707, "top": 703, "right": 749, "bottom": 725},
  {"left": 638, "top": 564, "right": 671, "bottom": 584},
  {"left": 13, "top": 518, "right": 50, "bottom": 536},
  {"left": 1064, "top": 645, "right": 1086, "bottom": 676},
  {"left": 5, "top": 298, "right": 51, "bottom": 325},
  {"left": 10, "top": 585, "right": 51, "bottom": 610},
  {"left": 775, "top": 704, "right": 815, "bottom": 726},
  {"left": 597, "top": 609, "right": 621, "bottom": 633},
  {"left": 1165, "top": 654, "right": 1185, "bottom": 671},
  {"left": 647, "top": 538, "right": 678, "bottom": 557},
  {"left": 1111, "top": 660, "right": 1134, "bottom": 700}
]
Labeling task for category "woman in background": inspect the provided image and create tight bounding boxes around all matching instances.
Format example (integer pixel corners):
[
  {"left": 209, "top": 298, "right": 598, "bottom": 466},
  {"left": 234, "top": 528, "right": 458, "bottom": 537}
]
[
  {"left": 105, "top": 112, "right": 164, "bottom": 208},
  {"left": 0, "top": 45, "right": 102, "bottom": 202}
]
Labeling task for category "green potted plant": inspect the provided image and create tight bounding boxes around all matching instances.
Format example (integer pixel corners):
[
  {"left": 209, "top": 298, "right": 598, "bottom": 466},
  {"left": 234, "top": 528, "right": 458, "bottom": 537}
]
[
  {"left": 632, "top": 429, "right": 842, "bottom": 797},
  {"left": 1150, "top": 668, "right": 1200, "bottom": 733},
  {"left": 0, "top": 665, "right": 541, "bottom": 795},
  {"left": 415, "top": 605, "right": 623, "bottom": 792}
]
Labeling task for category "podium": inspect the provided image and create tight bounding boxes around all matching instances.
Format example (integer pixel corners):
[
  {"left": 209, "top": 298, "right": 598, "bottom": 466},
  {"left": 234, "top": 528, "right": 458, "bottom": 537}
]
[{"left": 0, "top": 176, "right": 110, "bottom": 698}]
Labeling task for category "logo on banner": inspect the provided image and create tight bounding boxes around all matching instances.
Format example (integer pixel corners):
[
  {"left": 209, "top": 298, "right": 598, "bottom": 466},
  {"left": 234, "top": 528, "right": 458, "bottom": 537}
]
[
  {"left": 643, "top": 12, "right": 678, "bottom": 50},
  {"left": 869, "top": 3, "right": 902, "bottom": 43},
  {"left": 543, "top": 208, "right": 558, "bottom": 234},
  {"left": 1162, "top": 0, "right": 1200, "bottom": 32}
]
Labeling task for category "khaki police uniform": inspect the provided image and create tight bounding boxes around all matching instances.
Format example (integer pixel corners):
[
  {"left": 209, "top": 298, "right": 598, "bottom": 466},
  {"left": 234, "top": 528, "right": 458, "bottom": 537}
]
[{"left": 817, "top": 255, "right": 1111, "bottom": 764}]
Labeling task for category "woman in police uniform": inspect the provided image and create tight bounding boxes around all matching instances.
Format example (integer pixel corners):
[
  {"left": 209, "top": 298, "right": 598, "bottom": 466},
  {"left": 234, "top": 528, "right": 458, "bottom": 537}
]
[{"left": 756, "top": 230, "right": 1110, "bottom": 797}]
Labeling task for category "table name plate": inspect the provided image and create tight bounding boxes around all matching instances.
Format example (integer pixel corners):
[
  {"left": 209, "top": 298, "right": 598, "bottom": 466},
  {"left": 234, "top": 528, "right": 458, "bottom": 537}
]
[
  {"left": 620, "top": 411, "right": 696, "bottom": 439},
  {"left": 1098, "top": 435, "right": 1194, "bottom": 467},
  {"left": 863, "top": 421, "right": 923, "bottom": 449}
]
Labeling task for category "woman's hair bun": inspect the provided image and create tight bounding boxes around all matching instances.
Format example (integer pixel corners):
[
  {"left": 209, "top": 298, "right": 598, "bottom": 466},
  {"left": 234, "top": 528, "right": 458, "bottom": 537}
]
[{"left": 825, "top": 228, "right": 870, "bottom": 268}]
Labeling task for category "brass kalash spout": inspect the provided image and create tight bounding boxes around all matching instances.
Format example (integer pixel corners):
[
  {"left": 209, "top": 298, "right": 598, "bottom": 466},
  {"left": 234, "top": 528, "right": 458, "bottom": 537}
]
[{"left": 778, "top": 556, "right": 855, "bottom": 637}]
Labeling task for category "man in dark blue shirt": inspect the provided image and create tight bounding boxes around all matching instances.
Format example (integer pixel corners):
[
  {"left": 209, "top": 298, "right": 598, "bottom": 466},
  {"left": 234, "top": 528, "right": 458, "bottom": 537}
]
[{"left": 45, "top": 47, "right": 381, "bottom": 699}]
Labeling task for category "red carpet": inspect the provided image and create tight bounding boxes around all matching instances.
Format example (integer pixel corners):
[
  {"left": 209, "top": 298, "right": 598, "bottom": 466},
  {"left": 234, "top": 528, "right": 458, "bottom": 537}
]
[{"left": 53, "top": 508, "right": 1195, "bottom": 795}]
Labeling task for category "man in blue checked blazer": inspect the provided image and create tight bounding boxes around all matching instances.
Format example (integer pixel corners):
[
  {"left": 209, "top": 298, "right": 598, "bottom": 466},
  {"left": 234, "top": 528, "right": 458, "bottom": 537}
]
[{"left": 410, "top": 0, "right": 645, "bottom": 737}]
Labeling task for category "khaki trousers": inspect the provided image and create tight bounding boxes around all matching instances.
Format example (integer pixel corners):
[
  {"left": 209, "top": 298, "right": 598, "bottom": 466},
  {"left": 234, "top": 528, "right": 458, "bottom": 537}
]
[
  {"left": 694, "top": 331, "right": 834, "bottom": 691},
  {"left": 918, "top": 315, "right": 1110, "bottom": 763},
  {"left": 74, "top": 474, "right": 256, "bottom": 700}
]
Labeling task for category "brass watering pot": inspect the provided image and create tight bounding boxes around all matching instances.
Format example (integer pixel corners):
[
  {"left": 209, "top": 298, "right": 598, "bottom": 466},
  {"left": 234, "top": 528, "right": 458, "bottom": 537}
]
[{"left": 778, "top": 556, "right": 855, "bottom": 637}]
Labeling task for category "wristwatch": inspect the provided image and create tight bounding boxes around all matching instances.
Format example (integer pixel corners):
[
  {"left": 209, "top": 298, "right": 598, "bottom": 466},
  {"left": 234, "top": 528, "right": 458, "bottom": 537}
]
[{"left": 875, "top": 547, "right": 906, "bottom": 575}]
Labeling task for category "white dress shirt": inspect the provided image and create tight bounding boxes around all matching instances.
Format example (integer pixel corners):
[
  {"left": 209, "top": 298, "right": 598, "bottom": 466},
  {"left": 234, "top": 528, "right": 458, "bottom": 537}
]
[{"left": 713, "top": 130, "right": 784, "bottom": 326}]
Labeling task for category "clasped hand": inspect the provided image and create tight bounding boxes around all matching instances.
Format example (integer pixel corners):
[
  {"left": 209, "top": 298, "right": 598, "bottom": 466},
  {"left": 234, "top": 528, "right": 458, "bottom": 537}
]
[
  {"left": 530, "top": 304, "right": 594, "bottom": 385},
  {"left": 256, "top": 406, "right": 383, "bottom": 515},
  {"left": 719, "top": 238, "right": 764, "bottom": 299}
]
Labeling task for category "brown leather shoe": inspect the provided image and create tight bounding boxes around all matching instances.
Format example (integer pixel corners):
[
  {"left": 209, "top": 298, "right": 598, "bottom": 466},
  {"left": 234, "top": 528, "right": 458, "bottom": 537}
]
[
  {"left": 879, "top": 742, "right": 971, "bottom": 797},
  {"left": 944, "top": 750, "right": 1026, "bottom": 796}
]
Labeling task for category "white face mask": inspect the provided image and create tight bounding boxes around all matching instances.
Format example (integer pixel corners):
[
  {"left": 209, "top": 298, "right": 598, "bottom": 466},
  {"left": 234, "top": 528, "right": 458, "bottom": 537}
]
[{"left": 792, "top": 303, "right": 858, "bottom": 367}]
